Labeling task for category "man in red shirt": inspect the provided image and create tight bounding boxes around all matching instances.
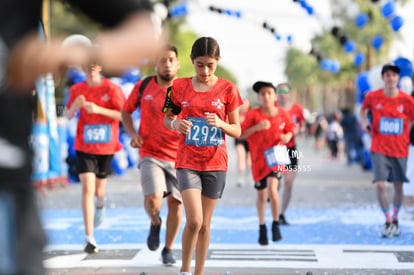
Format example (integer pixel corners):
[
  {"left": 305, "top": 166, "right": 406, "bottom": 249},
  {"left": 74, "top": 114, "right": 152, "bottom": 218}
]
[
  {"left": 122, "top": 44, "right": 182, "bottom": 265},
  {"left": 360, "top": 63, "right": 414, "bottom": 238},
  {"left": 275, "top": 82, "right": 306, "bottom": 225},
  {"left": 66, "top": 60, "right": 126, "bottom": 253}
]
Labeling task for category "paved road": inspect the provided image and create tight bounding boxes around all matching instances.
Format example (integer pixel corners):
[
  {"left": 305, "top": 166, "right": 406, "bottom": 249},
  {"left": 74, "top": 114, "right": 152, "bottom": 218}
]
[{"left": 39, "top": 137, "right": 414, "bottom": 275}]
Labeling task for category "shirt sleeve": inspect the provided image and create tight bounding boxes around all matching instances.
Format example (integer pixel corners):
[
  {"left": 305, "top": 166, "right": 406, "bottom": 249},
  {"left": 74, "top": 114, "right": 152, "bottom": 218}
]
[
  {"left": 111, "top": 84, "right": 126, "bottom": 111},
  {"left": 361, "top": 92, "right": 372, "bottom": 110},
  {"left": 123, "top": 82, "right": 141, "bottom": 113},
  {"left": 66, "top": 0, "right": 153, "bottom": 28},
  {"left": 225, "top": 83, "right": 243, "bottom": 114}
]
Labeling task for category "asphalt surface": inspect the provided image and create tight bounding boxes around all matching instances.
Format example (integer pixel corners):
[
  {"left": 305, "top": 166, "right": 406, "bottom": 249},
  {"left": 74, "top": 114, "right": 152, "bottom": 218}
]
[{"left": 38, "top": 136, "right": 414, "bottom": 275}]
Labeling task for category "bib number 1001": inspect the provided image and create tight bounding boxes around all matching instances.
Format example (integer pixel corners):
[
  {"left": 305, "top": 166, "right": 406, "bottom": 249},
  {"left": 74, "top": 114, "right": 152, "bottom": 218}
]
[{"left": 185, "top": 117, "right": 224, "bottom": 146}]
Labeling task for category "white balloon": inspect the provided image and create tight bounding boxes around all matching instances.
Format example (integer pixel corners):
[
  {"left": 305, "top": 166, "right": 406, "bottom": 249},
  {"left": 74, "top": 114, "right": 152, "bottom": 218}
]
[
  {"left": 367, "top": 65, "right": 383, "bottom": 91},
  {"left": 399, "top": 76, "right": 413, "bottom": 94}
]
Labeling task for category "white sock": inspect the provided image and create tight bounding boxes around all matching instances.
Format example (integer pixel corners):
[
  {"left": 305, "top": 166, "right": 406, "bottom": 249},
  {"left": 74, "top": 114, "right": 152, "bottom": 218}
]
[
  {"left": 178, "top": 272, "right": 191, "bottom": 275},
  {"left": 86, "top": 235, "right": 96, "bottom": 244}
]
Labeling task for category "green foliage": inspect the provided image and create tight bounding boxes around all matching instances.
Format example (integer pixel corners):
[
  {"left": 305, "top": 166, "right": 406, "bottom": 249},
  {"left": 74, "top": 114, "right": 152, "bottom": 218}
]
[{"left": 285, "top": 0, "right": 408, "bottom": 91}]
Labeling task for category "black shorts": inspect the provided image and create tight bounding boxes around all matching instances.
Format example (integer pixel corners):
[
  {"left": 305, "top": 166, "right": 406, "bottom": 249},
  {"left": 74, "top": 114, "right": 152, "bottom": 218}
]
[
  {"left": 254, "top": 171, "right": 282, "bottom": 190},
  {"left": 234, "top": 138, "right": 249, "bottom": 152},
  {"left": 76, "top": 151, "right": 114, "bottom": 179},
  {"left": 286, "top": 145, "right": 299, "bottom": 169}
]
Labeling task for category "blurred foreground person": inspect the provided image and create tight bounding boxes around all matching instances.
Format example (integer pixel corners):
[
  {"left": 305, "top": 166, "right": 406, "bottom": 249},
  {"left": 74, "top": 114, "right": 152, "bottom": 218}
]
[{"left": 0, "top": 0, "right": 160, "bottom": 273}]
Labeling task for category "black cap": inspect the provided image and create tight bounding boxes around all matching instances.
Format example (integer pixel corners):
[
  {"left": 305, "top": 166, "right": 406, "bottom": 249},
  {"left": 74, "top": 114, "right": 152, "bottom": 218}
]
[
  {"left": 381, "top": 63, "right": 400, "bottom": 75},
  {"left": 252, "top": 81, "right": 276, "bottom": 93}
]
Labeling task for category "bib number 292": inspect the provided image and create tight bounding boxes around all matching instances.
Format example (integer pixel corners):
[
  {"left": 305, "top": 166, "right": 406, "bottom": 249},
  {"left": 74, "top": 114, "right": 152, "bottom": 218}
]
[{"left": 185, "top": 117, "right": 224, "bottom": 146}]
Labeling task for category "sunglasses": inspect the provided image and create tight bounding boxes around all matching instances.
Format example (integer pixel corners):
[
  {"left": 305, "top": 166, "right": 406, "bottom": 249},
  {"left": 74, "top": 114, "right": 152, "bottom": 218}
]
[{"left": 276, "top": 87, "right": 290, "bottom": 94}]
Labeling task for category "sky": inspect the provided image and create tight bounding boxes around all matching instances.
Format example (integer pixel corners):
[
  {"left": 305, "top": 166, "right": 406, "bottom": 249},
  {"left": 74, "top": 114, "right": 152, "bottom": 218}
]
[{"left": 185, "top": 0, "right": 414, "bottom": 96}]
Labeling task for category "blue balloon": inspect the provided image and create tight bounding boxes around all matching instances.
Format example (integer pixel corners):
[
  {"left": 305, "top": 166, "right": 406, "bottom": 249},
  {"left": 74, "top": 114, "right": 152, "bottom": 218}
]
[
  {"left": 344, "top": 40, "right": 356, "bottom": 53},
  {"left": 393, "top": 57, "right": 413, "bottom": 77},
  {"left": 371, "top": 35, "right": 384, "bottom": 50},
  {"left": 356, "top": 72, "right": 371, "bottom": 103},
  {"left": 354, "top": 52, "right": 365, "bottom": 67},
  {"left": 306, "top": 6, "right": 314, "bottom": 15},
  {"left": 121, "top": 67, "right": 141, "bottom": 84},
  {"left": 320, "top": 59, "right": 331, "bottom": 71},
  {"left": 381, "top": 1, "right": 396, "bottom": 18},
  {"left": 390, "top": 15, "right": 404, "bottom": 32},
  {"left": 66, "top": 67, "right": 86, "bottom": 84},
  {"left": 287, "top": 35, "right": 293, "bottom": 43},
  {"left": 355, "top": 13, "right": 369, "bottom": 28},
  {"left": 330, "top": 60, "right": 340, "bottom": 74}
]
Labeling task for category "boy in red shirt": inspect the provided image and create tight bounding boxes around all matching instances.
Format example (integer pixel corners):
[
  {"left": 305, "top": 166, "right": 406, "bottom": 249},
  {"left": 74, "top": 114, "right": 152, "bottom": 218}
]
[
  {"left": 241, "top": 81, "right": 294, "bottom": 245},
  {"left": 66, "top": 61, "right": 125, "bottom": 253},
  {"left": 360, "top": 63, "right": 414, "bottom": 238}
]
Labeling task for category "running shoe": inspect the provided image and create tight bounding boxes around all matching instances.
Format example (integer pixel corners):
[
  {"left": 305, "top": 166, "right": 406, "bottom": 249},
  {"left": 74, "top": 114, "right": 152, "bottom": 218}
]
[
  {"left": 84, "top": 240, "right": 99, "bottom": 254},
  {"left": 272, "top": 221, "right": 282, "bottom": 242},
  {"left": 258, "top": 224, "right": 268, "bottom": 245},
  {"left": 390, "top": 220, "right": 401, "bottom": 237},
  {"left": 279, "top": 214, "right": 290, "bottom": 225},
  {"left": 94, "top": 206, "right": 105, "bottom": 228},
  {"left": 161, "top": 247, "right": 176, "bottom": 265},
  {"left": 147, "top": 217, "right": 161, "bottom": 251},
  {"left": 381, "top": 221, "right": 393, "bottom": 238}
]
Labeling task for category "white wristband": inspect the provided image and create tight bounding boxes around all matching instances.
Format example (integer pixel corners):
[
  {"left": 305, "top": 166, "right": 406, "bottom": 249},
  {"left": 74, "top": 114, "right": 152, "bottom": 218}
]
[{"left": 170, "top": 119, "right": 176, "bottom": 130}]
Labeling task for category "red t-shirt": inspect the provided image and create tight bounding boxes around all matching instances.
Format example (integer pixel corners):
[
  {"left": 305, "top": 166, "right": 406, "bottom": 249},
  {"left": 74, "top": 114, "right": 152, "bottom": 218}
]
[
  {"left": 286, "top": 103, "right": 305, "bottom": 148},
  {"left": 67, "top": 78, "right": 124, "bottom": 155},
  {"left": 362, "top": 89, "right": 414, "bottom": 157},
  {"left": 170, "top": 77, "right": 242, "bottom": 171},
  {"left": 123, "top": 77, "right": 180, "bottom": 161},
  {"left": 242, "top": 107, "right": 295, "bottom": 182}
]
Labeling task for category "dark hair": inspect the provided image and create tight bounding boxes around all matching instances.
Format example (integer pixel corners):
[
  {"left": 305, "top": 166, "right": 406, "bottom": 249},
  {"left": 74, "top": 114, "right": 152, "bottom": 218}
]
[
  {"left": 190, "top": 37, "right": 220, "bottom": 60},
  {"left": 163, "top": 44, "right": 178, "bottom": 57}
]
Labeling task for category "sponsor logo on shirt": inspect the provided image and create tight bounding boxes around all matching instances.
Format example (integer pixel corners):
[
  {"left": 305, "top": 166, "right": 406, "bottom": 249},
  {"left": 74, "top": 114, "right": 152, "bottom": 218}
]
[
  {"left": 397, "top": 105, "right": 404, "bottom": 113},
  {"left": 279, "top": 122, "right": 285, "bottom": 129},
  {"left": 143, "top": 94, "right": 154, "bottom": 101},
  {"left": 211, "top": 99, "right": 223, "bottom": 109},
  {"left": 375, "top": 104, "right": 382, "bottom": 109},
  {"left": 101, "top": 94, "right": 111, "bottom": 102},
  {"left": 182, "top": 101, "right": 189, "bottom": 107}
]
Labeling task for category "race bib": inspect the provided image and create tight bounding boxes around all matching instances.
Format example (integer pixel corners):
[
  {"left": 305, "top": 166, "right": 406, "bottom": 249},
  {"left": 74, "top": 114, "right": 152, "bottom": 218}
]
[
  {"left": 84, "top": 124, "right": 112, "bottom": 144},
  {"left": 185, "top": 117, "right": 224, "bottom": 146},
  {"left": 379, "top": 117, "right": 403, "bottom": 135},
  {"left": 264, "top": 145, "right": 291, "bottom": 168}
]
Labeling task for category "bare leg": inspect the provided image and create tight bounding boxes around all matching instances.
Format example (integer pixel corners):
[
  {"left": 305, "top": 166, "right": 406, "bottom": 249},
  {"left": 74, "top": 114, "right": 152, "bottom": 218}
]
[
  {"left": 144, "top": 192, "right": 164, "bottom": 225},
  {"left": 256, "top": 189, "right": 267, "bottom": 225},
  {"left": 165, "top": 195, "right": 182, "bottom": 250},
  {"left": 180, "top": 188, "right": 203, "bottom": 274},
  {"left": 194, "top": 196, "right": 218, "bottom": 275},
  {"left": 280, "top": 170, "right": 297, "bottom": 215},
  {"left": 267, "top": 177, "right": 280, "bottom": 221},
  {"left": 80, "top": 172, "right": 96, "bottom": 237}
]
